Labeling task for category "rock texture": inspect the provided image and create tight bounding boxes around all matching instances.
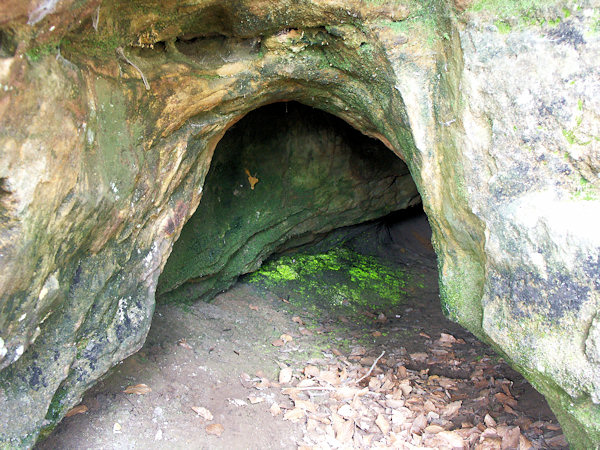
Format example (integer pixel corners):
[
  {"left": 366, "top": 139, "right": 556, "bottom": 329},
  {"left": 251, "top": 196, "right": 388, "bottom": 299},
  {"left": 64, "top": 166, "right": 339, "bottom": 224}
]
[{"left": 0, "top": 0, "right": 599, "bottom": 447}]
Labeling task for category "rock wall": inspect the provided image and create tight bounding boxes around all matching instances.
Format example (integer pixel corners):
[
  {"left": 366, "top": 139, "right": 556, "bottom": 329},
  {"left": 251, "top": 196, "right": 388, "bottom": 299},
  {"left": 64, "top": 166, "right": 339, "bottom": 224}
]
[{"left": 0, "top": 0, "right": 599, "bottom": 447}]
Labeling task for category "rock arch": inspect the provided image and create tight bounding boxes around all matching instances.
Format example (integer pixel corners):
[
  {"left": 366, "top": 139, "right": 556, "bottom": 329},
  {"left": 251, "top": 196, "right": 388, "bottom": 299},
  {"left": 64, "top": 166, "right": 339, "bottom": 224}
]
[{"left": 0, "top": 0, "right": 598, "bottom": 447}]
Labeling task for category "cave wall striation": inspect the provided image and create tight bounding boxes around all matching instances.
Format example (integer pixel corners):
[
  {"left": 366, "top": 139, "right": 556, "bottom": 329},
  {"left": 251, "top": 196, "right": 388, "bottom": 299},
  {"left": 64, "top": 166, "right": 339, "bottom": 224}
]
[{"left": 0, "top": 0, "right": 599, "bottom": 447}]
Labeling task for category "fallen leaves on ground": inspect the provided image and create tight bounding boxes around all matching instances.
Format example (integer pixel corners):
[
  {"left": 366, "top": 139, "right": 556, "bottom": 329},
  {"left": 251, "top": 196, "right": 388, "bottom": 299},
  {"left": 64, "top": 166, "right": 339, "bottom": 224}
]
[
  {"left": 123, "top": 384, "right": 152, "bottom": 395},
  {"left": 237, "top": 330, "right": 566, "bottom": 449},
  {"left": 191, "top": 406, "right": 213, "bottom": 420},
  {"left": 205, "top": 423, "right": 225, "bottom": 436},
  {"left": 65, "top": 404, "right": 88, "bottom": 417},
  {"left": 279, "top": 366, "right": 293, "bottom": 384},
  {"left": 177, "top": 338, "right": 193, "bottom": 350}
]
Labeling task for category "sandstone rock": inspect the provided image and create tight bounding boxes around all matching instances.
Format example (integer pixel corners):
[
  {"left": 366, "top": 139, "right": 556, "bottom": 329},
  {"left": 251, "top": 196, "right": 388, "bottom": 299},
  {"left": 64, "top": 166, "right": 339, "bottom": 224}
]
[{"left": 0, "top": 0, "right": 598, "bottom": 447}]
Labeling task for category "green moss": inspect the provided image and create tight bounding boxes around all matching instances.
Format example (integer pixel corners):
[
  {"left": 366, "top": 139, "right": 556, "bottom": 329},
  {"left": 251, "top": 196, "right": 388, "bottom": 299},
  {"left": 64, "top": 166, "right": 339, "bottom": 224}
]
[
  {"left": 572, "top": 177, "right": 599, "bottom": 201},
  {"left": 61, "top": 33, "right": 121, "bottom": 61},
  {"left": 44, "top": 385, "right": 69, "bottom": 422},
  {"left": 437, "top": 250, "right": 485, "bottom": 338},
  {"left": 468, "top": 0, "right": 566, "bottom": 29},
  {"left": 247, "top": 246, "right": 415, "bottom": 319},
  {"left": 25, "top": 43, "right": 58, "bottom": 62},
  {"left": 494, "top": 19, "right": 512, "bottom": 33},
  {"left": 375, "top": 0, "right": 448, "bottom": 46},
  {"left": 562, "top": 128, "right": 577, "bottom": 145}
]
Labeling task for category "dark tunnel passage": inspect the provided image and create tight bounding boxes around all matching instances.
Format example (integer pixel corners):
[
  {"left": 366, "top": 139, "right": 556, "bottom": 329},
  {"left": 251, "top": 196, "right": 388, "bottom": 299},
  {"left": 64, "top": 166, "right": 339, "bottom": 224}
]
[{"left": 38, "top": 103, "right": 565, "bottom": 449}]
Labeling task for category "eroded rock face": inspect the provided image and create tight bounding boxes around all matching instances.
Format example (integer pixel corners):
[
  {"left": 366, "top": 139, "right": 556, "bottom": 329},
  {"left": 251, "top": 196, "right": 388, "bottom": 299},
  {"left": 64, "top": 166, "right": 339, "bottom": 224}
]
[{"left": 0, "top": 0, "right": 599, "bottom": 447}]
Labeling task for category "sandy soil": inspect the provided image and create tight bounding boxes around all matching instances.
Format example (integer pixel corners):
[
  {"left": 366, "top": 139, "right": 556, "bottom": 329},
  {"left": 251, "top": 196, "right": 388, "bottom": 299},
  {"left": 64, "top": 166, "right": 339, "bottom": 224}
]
[{"left": 37, "top": 212, "right": 565, "bottom": 450}]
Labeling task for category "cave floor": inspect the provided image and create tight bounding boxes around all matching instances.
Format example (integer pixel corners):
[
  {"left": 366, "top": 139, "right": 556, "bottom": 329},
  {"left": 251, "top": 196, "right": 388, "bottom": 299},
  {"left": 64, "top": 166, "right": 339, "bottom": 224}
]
[{"left": 38, "top": 215, "right": 567, "bottom": 450}]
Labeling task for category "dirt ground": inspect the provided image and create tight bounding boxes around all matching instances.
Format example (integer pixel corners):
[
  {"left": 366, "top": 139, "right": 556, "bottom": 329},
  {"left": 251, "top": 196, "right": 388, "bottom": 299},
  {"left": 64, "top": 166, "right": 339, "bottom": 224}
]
[{"left": 38, "top": 212, "right": 567, "bottom": 450}]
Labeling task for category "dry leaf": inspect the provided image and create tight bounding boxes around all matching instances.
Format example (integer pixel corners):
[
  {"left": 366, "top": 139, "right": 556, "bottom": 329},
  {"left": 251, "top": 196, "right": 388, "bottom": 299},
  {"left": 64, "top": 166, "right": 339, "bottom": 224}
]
[
  {"left": 280, "top": 334, "right": 293, "bottom": 343},
  {"left": 248, "top": 396, "right": 264, "bottom": 404},
  {"left": 177, "top": 338, "right": 193, "bottom": 350},
  {"left": 228, "top": 398, "right": 247, "bottom": 407},
  {"left": 123, "top": 383, "right": 152, "bottom": 395},
  {"left": 279, "top": 366, "right": 293, "bottom": 384},
  {"left": 372, "top": 331, "right": 382, "bottom": 337},
  {"left": 295, "top": 399, "right": 317, "bottom": 413},
  {"left": 501, "top": 426, "right": 521, "bottom": 449},
  {"left": 270, "top": 403, "right": 282, "bottom": 416},
  {"left": 375, "top": 414, "right": 391, "bottom": 435},
  {"left": 113, "top": 422, "right": 122, "bottom": 434},
  {"left": 191, "top": 406, "right": 213, "bottom": 420},
  {"left": 332, "top": 414, "right": 354, "bottom": 443},
  {"left": 283, "top": 408, "right": 305, "bottom": 422},
  {"left": 484, "top": 414, "right": 497, "bottom": 428},
  {"left": 65, "top": 404, "right": 88, "bottom": 417},
  {"left": 205, "top": 423, "right": 225, "bottom": 436},
  {"left": 299, "top": 328, "right": 313, "bottom": 336},
  {"left": 248, "top": 304, "right": 259, "bottom": 311},
  {"left": 439, "top": 430, "right": 465, "bottom": 447}
]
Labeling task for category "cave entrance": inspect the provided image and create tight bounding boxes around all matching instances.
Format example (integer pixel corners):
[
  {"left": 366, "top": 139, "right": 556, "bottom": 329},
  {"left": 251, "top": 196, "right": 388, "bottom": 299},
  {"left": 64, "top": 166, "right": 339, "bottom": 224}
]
[
  {"left": 157, "top": 101, "right": 421, "bottom": 306},
  {"left": 40, "top": 102, "right": 563, "bottom": 449}
]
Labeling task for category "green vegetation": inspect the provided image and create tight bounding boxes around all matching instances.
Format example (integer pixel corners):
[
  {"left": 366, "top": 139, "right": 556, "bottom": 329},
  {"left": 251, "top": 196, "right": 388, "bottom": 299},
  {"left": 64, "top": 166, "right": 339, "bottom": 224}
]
[
  {"left": 25, "top": 43, "right": 59, "bottom": 62},
  {"left": 376, "top": 0, "right": 448, "bottom": 46},
  {"left": 562, "top": 98, "right": 597, "bottom": 147},
  {"left": 572, "top": 177, "right": 599, "bottom": 201},
  {"left": 468, "top": 0, "right": 570, "bottom": 30},
  {"left": 247, "top": 246, "right": 415, "bottom": 319}
]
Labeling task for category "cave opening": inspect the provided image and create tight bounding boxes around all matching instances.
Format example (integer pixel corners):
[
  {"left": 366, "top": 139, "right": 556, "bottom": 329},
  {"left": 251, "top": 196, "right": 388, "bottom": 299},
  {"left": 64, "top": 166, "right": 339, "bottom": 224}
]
[{"left": 39, "top": 102, "right": 563, "bottom": 449}]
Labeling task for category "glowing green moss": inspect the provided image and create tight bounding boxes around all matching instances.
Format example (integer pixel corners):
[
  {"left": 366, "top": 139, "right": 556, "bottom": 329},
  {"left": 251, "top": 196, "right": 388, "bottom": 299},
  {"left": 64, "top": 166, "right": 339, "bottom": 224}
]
[{"left": 247, "top": 246, "right": 417, "bottom": 318}]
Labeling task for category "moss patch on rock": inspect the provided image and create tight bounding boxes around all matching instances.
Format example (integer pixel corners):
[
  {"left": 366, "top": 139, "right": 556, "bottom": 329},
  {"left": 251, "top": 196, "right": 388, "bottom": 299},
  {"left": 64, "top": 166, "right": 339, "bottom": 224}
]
[{"left": 246, "top": 246, "right": 416, "bottom": 320}]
